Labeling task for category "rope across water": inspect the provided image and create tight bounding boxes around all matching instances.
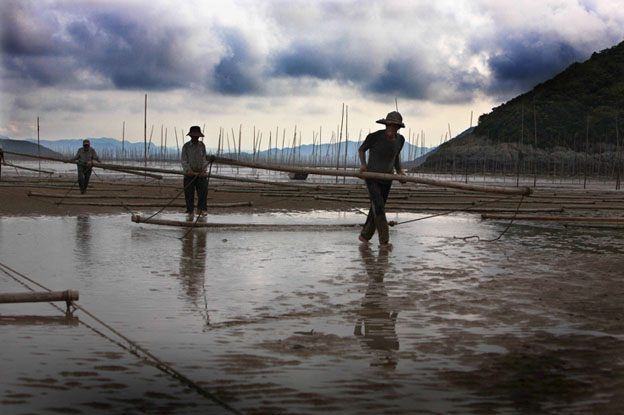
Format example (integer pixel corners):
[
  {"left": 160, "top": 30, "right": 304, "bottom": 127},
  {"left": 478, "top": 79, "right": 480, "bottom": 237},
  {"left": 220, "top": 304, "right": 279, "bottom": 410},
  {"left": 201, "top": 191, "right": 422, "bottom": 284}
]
[{"left": 0, "top": 261, "right": 243, "bottom": 415}]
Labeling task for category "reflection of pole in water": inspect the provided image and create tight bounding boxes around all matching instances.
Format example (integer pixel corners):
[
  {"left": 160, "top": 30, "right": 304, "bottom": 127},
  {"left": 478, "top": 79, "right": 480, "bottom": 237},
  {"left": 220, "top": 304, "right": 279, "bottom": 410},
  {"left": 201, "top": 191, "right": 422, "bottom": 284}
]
[
  {"left": 355, "top": 245, "right": 400, "bottom": 368},
  {"left": 179, "top": 231, "right": 210, "bottom": 326}
]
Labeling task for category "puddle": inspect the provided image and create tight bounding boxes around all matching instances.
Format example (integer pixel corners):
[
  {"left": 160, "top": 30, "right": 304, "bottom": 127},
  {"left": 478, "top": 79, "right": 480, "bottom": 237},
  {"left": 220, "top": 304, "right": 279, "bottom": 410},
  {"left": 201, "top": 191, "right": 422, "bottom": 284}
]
[{"left": 1, "top": 211, "right": 623, "bottom": 414}]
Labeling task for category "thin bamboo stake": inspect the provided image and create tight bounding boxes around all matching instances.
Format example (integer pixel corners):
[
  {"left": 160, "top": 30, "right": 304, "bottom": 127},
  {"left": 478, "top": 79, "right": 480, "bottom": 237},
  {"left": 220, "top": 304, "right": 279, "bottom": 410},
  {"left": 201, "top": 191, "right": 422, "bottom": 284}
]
[
  {"left": 343, "top": 105, "right": 348, "bottom": 184},
  {"left": 37, "top": 116, "right": 41, "bottom": 177},
  {"left": 336, "top": 103, "right": 344, "bottom": 183},
  {"left": 144, "top": 94, "right": 147, "bottom": 168}
]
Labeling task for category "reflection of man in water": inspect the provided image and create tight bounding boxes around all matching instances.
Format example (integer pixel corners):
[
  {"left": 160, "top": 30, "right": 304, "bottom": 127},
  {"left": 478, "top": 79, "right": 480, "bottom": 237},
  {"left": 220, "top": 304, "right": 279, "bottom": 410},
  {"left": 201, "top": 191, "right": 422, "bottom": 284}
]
[
  {"left": 354, "top": 244, "right": 400, "bottom": 368},
  {"left": 179, "top": 231, "right": 209, "bottom": 325},
  {"left": 74, "top": 216, "right": 93, "bottom": 275}
]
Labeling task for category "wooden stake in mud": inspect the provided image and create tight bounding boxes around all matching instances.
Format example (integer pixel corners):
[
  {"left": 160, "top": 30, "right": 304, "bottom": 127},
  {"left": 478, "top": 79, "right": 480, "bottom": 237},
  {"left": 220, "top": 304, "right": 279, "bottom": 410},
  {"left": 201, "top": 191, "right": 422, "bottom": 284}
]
[
  {"left": 37, "top": 116, "right": 41, "bottom": 177},
  {"left": 144, "top": 94, "right": 147, "bottom": 169}
]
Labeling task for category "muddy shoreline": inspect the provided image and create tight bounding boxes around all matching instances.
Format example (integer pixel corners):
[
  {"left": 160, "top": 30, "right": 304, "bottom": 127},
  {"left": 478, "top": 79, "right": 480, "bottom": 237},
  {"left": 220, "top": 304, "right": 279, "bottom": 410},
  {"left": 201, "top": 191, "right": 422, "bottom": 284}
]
[{"left": 2, "top": 174, "right": 624, "bottom": 414}]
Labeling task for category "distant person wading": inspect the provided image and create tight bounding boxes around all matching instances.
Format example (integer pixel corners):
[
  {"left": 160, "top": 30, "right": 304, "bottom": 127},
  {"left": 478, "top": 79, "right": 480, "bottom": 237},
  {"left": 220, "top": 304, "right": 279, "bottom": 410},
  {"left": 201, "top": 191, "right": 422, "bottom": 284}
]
[
  {"left": 0, "top": 144, "right": 5, "bottom": 180},
  {"left": 70, "top": 139, "right": 100, "bottom": 194},
  {"left": 358, "top": 111, "right": 407, "bottom": 249},
  {"left": 181, "top": 126, "right": 209, "bottom": 217}
]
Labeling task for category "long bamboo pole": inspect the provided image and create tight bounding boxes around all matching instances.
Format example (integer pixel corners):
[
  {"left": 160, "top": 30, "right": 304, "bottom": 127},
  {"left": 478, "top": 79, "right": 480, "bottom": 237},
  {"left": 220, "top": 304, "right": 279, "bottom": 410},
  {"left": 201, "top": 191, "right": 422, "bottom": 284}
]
[
  {"left": 208, "top": 156, "right": 532, "bottom": 196},
  {"left": 0, "top": 290, "right": 79, "bottom": 304},
  {"left": 3, "top": 151, "right": 162, "bottom": 179},
  {"left": 481, "top": 214, "right": 624, "bottom": 223},
  {"left": 3, "top": 162, "right": 54, "bottom": 175}
]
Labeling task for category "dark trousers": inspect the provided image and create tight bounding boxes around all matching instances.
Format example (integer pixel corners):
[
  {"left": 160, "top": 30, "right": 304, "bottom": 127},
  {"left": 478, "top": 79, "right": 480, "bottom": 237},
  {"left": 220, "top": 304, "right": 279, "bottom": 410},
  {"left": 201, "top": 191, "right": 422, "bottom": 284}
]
[
  {"left": 360, "top": 180, "right": 392, "bottom": 244},
  {"left": 77, "top": 165, "right": 92, "bottom": 194},
  {"left": 184, "top": 175, "right": 208, "bottom": 213}
]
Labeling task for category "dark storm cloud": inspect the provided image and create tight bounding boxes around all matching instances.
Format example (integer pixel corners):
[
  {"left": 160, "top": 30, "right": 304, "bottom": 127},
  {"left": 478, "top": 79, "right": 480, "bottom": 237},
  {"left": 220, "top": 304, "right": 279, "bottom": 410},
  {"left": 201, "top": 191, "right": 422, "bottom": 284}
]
[
  {"left": 272, "top": 43, "right": 335, "bottom": 80},
  {"left": 3, "top": 0, "right": 623, "bottom": 105},
  {"left": 65, "top": 12, "right": 192, "bottom": 90},
  {"left": 272, "top": 46, "right": 481, "bottom": 103},
  {"left": 0, "top": 1, "right": 62, "bottom": 56},
  {"left": 483, "top": 32, "right": 586, "bottom": 96},
  {"left": 212, "top": 27, "right": 264, "bottom": 95},
  {"left": 1, "top": 1, "right": 197, "bottom": 90},
  {"left": 271, "top": 40, "right": 372, "bottom": 83},
  {"left": 365, "top": 59, "right": 431, "bottom": 99}
]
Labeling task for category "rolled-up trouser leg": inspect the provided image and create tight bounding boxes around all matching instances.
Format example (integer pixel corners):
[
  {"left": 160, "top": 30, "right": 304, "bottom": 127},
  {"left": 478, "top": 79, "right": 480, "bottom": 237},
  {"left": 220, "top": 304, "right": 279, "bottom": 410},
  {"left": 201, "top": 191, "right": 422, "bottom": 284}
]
[
  {"left": 360, "top": 208, "right": 376, "bottom": 241},
  {"left": 77, "top": 166, "right": 86, "bottom": 193},
  {"left": 183, "top": 175, "right": 196, "bottom": 213},
  {"left": 361, "top": 180, "right": 392, "bottom": 242},
  {"left": 83, "top": 167, "right": 92, "bottom": 191},
  {"left": 196, "top": 176, "right": 208, "bottom": 211},
  {"left": 375, "top": 214, "right": 390, "bottom": 244}
]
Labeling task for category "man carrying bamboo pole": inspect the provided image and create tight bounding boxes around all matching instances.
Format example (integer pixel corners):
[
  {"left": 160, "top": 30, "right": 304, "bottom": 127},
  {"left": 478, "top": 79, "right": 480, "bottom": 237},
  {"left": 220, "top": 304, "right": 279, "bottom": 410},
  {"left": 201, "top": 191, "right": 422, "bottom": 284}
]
[
  {"left": 70, "top": 139, "right": 100, "bottom": 194},
  {"left": 358, "top": 111, "right": 407, "bottom": 248},
  {"left": 181, "top": 126, "right": 209, "bottom": 216}
]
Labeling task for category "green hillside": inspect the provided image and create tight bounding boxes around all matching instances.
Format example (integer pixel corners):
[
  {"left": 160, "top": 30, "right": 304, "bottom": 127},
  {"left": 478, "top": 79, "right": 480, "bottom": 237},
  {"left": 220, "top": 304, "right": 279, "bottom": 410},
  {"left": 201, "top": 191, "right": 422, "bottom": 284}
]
[
  {"left": 475, "top": 40, "right": 624, "bottom": 150},
  {"left": 419, "top": 40, "right": 624, "bottom": 178}
]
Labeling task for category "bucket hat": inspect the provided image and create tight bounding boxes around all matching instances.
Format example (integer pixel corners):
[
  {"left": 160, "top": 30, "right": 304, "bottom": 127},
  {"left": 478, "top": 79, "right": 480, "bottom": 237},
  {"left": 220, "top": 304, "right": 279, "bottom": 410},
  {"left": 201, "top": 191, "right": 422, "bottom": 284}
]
[
  {"left": 187, "top": 126, "right": 205, "bottom": 137},
  {"left": 376, "top": 111, "right": 405, "bottom": 128}
]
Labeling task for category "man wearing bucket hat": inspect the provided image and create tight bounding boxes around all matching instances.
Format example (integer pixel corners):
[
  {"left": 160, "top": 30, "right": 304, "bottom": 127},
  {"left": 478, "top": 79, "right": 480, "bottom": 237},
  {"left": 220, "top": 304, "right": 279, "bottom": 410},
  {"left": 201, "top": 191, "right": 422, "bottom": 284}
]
[
  {"left": 70, "top": 139, "right": 100, "bottom": 194},
  {"left": 358, "top": 111, "right": 407, "bottom": 248},
  {"left": 181, "top": 126, "right": 209, "bottom": 216}
]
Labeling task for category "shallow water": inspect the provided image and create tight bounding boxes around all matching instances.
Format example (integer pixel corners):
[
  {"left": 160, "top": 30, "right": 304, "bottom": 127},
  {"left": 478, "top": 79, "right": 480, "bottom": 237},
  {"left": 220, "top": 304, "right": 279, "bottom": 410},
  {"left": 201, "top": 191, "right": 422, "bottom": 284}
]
[{"left": 1, "top": 211, "right": 623, "bottom": 414}]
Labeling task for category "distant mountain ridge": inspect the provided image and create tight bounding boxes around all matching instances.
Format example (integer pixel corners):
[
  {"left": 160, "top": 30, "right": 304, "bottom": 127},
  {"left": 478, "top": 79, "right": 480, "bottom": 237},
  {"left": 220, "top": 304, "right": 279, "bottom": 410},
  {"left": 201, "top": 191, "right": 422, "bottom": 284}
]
[
  {"left": 0, "top": 136, "right": 62, "bottom": 158},
  {"left": 23, "top": 136, "right": 428, "bottom": 163}
]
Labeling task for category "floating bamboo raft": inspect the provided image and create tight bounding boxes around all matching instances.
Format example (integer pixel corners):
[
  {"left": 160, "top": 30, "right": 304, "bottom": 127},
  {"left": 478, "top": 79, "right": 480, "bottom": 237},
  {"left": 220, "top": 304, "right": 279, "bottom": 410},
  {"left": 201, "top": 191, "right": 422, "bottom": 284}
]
[{"left": 131, "top": 214, "right": 360, "bottom": 230}]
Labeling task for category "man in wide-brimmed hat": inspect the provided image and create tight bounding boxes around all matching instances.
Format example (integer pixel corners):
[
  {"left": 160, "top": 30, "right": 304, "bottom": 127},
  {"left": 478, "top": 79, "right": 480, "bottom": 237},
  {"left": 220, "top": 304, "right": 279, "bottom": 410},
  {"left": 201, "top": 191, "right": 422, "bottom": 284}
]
[
  {"left": 357, "top": 111, "right": 407, "bottom": 248},
  {"left": 70, "top": 139, "right": 100, "bottom": 194},
  {"left": 181, "top": 126, "right": 209, "bottom": 216}
]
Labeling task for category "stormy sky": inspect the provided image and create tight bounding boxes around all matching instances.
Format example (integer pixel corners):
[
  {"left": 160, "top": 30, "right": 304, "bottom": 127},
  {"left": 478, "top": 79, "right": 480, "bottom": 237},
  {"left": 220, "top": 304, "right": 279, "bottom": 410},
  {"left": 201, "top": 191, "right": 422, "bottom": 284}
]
[{"left": 1, "top": 0, "right": 623, "bottom": 149}]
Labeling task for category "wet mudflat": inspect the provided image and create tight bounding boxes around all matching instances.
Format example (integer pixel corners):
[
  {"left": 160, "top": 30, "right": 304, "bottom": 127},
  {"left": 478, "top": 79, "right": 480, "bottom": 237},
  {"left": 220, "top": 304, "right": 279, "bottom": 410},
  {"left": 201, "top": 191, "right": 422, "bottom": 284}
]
[{"left": 1, "top": 211, "right": 623, "bottom": 414}]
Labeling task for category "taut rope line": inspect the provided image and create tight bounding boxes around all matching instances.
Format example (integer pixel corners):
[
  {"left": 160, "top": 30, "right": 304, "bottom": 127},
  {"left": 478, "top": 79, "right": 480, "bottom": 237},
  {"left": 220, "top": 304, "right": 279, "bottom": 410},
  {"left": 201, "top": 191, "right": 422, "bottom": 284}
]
[{"left": 0, "top": 261, "right": 243, "bottom": 415}]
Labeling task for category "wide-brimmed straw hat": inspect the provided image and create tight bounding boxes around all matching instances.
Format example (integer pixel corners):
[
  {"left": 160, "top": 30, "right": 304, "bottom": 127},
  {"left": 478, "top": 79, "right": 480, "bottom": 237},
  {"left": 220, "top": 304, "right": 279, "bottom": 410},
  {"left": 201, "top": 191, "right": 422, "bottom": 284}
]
[
  {"left": 376, "top": 111, "right": 405, "bottom": 128},
  {"left": 187, "top": 126, "right": 205, "bottom": 137}
]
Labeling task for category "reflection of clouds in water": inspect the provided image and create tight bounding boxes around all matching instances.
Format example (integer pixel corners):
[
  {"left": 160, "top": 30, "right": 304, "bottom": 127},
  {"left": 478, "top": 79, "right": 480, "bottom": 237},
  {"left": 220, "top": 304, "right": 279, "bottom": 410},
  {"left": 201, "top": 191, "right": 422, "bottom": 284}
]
[
  {"left": 355, "top": 245, "right": 400, "bottom": 368},
  {"left": 178, "top": 231, "right": 209, "bottom": 325}
]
